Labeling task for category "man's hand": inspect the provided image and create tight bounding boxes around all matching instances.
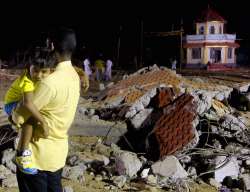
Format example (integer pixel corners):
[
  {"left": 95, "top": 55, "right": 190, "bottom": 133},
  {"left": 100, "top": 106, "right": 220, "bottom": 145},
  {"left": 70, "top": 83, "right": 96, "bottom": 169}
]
[
  {"left": 11, "top": 112, "right": 24, "bottom": 127},
  {"left": 81, "top": 74, "right": 89, "bottom": 93},
  {"left": 32, "top": 122, "right": 49, "bottom": 142}
]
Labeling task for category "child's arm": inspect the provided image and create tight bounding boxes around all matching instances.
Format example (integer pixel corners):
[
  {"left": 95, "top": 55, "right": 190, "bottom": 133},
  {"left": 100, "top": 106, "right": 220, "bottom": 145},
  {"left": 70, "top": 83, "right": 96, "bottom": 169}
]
[
  {"left": 81, "top": 71, "right": 89, "bottom": 93},
  {"left": 22, "top": 92, "right": 49, "bottom": 137}
]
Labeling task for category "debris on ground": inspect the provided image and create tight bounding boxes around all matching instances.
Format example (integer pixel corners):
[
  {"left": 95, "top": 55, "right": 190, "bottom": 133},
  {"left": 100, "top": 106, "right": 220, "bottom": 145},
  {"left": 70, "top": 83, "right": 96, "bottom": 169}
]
[{"left": 1, "top": 66, "right": 250, "bottom": 191}]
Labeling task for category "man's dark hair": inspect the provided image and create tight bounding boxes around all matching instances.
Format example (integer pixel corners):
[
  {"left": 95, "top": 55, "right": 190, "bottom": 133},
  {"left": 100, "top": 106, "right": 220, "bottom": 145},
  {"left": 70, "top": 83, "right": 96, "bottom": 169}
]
[
  {"left": 25, "top": 48, "right": 55, "bottom": 69},
  {"left": 52, "top": 28, "right": 77, "bottom": 56}
]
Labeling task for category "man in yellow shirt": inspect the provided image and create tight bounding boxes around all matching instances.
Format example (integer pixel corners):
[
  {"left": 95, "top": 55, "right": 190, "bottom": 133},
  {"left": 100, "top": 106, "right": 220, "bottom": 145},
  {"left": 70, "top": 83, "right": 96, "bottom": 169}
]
[
  {"left": 95, "top": 57, "right": 105, "bottom": 81},
  {"left": 14, "top": 28, "right": 80, "bottom": 192}
]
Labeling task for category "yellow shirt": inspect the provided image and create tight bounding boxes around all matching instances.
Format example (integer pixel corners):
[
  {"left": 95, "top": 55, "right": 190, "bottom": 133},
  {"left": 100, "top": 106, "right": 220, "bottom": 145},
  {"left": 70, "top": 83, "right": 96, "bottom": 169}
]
[
  {"left": 14, "top": 61, "right": 80, "bottom": 171},
  {"left": 4, "top": 71, "right": 34, "bottom": 104},
  {"left": 95, "top": 59, "right": 105, "bottom": 69}
]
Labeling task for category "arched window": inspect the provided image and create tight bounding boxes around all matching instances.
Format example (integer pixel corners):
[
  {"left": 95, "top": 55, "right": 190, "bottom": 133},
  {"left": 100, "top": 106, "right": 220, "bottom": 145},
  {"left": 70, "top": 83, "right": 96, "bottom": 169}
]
[
  {"left": 210, "top": 26, "right": 215, "bottom": 34},
  {"left": 199, "top": 26, "right": 204, "bottom": 34}
]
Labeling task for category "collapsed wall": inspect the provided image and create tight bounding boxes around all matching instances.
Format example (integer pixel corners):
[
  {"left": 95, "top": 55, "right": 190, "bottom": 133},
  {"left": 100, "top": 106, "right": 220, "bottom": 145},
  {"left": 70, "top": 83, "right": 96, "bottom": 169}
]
[
  {"left": 95, "top": 65, "right": 245, "bottom": 158},
  {"left": 90, "top": 65, "right": 250, "bottom": 189}
]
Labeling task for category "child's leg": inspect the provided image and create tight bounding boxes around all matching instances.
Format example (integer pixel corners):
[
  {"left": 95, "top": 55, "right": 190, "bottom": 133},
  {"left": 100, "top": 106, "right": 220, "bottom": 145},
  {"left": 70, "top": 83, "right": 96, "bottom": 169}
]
[
  {"left": 96, "top": 69, "right": 100, "bottom": 81},
  {"left": 17, "top": 123, "right": 33, "bottom": 152},
  {"left": 15, "top": 118, "right": 37, "bottom": 175},
  {"left": 101, "top": 68, "right": 105, "bottom": 81}
]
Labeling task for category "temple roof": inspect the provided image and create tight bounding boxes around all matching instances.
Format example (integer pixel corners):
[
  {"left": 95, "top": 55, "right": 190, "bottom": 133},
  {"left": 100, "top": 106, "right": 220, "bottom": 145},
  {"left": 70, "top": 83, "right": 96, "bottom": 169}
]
[{"left": 196, "top": 7, "right": 226, "bottom": 23}]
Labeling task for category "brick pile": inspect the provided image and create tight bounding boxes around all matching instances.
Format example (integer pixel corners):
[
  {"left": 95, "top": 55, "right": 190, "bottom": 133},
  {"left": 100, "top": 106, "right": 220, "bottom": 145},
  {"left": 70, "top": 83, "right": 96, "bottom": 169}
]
[
  {"left": 124, "top": 89, "right": 145, "bottom": 105},
  {"left": 104, "top": 70, "right": 182, "bottom": 104},
  {"left": 104, "top": 68, "right": 233, "bottom": 106},
  {"left": 98, "top": 67, "right": 248, "bottom": 159}
]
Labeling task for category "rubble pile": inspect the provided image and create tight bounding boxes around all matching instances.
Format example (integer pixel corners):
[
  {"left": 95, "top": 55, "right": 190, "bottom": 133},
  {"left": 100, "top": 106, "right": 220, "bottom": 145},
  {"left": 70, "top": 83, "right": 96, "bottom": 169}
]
[
  {"left": 87, "top": 65, "right": 250, "bottom": 191},
  {"left": 1, "top": 66, "right": 250, "bottom": 191}
]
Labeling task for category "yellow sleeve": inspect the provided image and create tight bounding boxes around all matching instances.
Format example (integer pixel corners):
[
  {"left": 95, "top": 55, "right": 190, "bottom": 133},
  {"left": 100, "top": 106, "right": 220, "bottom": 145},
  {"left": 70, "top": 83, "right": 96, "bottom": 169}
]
[
  {"left": 19, "top": 75, "right": 35, "bottom": 93},
  {"left": 22, "top": 79, "right": 35, "bottom": 92},
  {"left": 13, "top": 82, "right": 53, "bottom": 124},
  {"left": 32, "top": 82, "right": 53, "bottom": 110}
]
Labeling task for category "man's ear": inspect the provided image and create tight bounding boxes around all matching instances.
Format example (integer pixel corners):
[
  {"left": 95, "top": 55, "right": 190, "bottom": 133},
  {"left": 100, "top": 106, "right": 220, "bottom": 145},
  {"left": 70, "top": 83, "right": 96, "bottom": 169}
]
[
  {"left": 29, "top": 65, "right": 35, "bottom": 75},
  {"left": 51, "top": 42, "right": 54, "bottom": 51}
]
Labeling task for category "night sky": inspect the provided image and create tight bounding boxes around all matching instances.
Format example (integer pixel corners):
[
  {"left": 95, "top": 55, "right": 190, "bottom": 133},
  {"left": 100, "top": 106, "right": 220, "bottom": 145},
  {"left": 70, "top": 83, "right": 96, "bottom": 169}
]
[{"left": 1, "top": 1, "right": 250, "bottom": 68}]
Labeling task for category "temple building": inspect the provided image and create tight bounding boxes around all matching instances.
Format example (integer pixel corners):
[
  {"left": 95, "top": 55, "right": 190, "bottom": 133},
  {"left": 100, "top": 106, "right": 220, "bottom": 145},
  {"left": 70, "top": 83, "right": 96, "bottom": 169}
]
[{"left": 184, "top": 7, "right": 240, "bottom": 70}]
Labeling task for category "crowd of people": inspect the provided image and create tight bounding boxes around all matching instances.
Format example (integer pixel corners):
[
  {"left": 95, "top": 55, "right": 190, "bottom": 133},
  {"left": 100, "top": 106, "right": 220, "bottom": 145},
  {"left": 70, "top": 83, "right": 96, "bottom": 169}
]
[{"left": 82, "top": 55, "right": 113, "bottom": 82}]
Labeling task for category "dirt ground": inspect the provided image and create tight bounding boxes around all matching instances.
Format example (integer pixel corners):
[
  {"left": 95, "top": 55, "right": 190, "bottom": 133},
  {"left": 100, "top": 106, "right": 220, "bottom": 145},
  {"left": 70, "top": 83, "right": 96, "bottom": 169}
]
[
  {"left": 0, "top": 179, "right": 217, "bottom": 192},
  {"left": 0, "top": 136, "right": 217, "bottom": 192}
]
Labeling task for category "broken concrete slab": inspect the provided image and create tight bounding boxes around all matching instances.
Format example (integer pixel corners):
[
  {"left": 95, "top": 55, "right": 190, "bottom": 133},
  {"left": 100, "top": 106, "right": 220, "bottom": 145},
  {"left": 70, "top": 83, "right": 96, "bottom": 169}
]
[
  {"left": 237, "top": 83, "right": 250, "bottom": 93},
  {"left": 62, "top": 165, "right": 86, "bottom": 183},
  {"left": 1, "top": 149, "right": 16, "bottom": 173},
  {"left": 245, "top": 159, "right": 250, "bottom": 167},
  {"left": 129, "top": 108, "right": 153, "bottom": 129},
  {"left": 192, "top": 90, "right": 213, "bottom": 115},
  {"left": 0, "top": 165, "right": 17, "bottom": 187},
  {"left": 77, "top": 106, "right": 87, "bottom": 115},
  {"left": 112, "top": 175, "right": 127, "bottom": 188},
  {"left": 94, "top": 174, "right": 103, "bottom": 182},
  {"left": 0, "top": 165, "right": 11, "bottom": 179},
  {"left": 240, "top": 174, "right": 250, "bottom": 191},
  {"left": 214, "top": 91, "right": 231, "bottom": 101},
  {"left": 104, "top": 96, "right": 125, "bottom": 108},
  {"left": 146, "top": 174, "right": 158, "bottom": 186},
  {"left": 221, "top": 114, "right": 246, "bottom": 131},
  {"left": 141, "top": 168, "right": 150, "bottom": 178},
  {"left": 209, "top": 178, "right": 222, "bottom": 189},
  {"left": 87, "top": 108, "right": 96, "bottom": 116},
  {"left": 151, "top": 156, "right": 188, "bottom": 179},
  {"left": 179, "top": 155, "right": 192, "bottom": 164},
  {"left": 115, "top": 151, "right": 142, "bottom": 178},
  {"left": 204, "top": 110, "right": 220, "bottom": 121},
  {"left": 187, "top": 166, "right": 197, "bottom": 178},
  {"left": 66, "top": 155, "right": 79, "bottom": 166},
  {"left": 63, "top": 186, "right": 74, "bottom": 192},
  {"left": 214, "top": 156, "right": 239, "bottom": 182},
  {"left": 69, "top": 118, "right": 127, "bottom": 144},
  {"left": 73, "top": 151, "right": 110, "bottom": 166}
]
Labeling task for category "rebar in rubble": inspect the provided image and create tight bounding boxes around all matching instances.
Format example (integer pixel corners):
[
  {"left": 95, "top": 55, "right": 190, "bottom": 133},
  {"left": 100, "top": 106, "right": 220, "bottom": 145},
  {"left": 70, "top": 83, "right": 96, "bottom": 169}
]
[{"left": 0, "top": 125, "right": 17, "bottom": 147}]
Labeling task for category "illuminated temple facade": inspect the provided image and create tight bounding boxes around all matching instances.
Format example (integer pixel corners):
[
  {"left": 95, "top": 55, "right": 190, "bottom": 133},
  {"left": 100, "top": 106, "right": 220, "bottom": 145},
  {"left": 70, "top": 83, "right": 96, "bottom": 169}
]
[{"left": 184, "top": 7, "right": 240, "bottom": 70}]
